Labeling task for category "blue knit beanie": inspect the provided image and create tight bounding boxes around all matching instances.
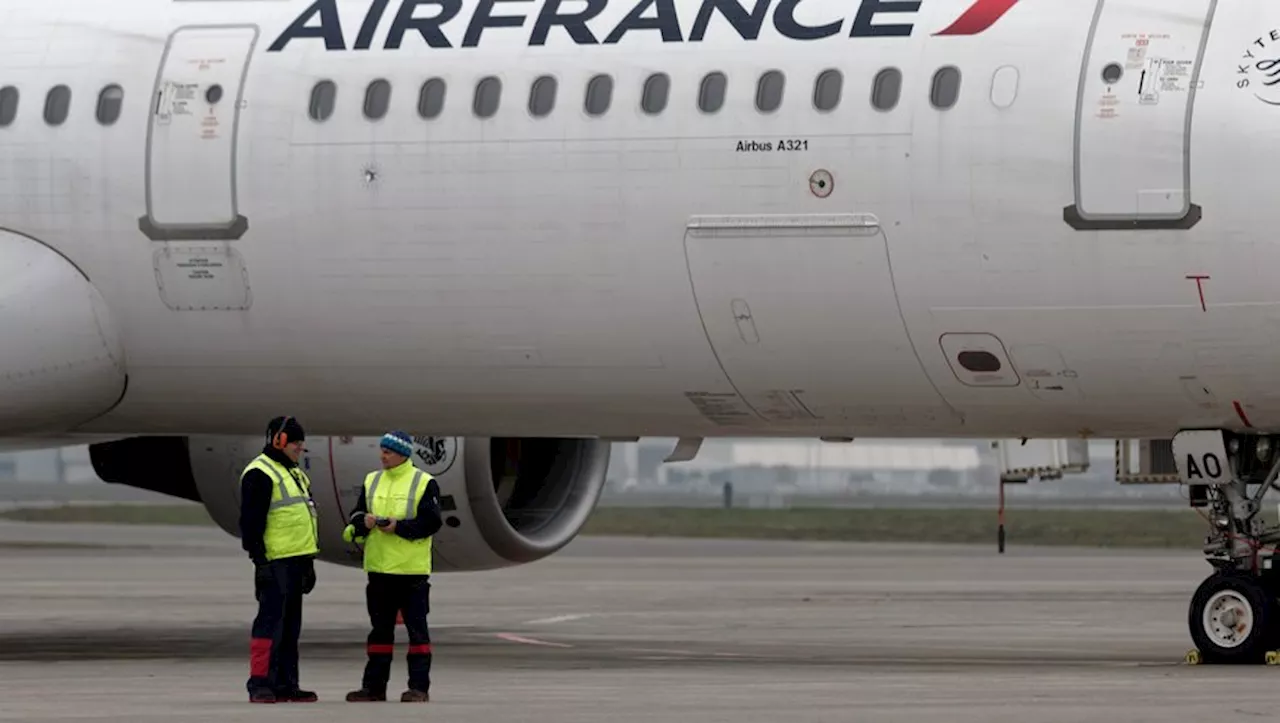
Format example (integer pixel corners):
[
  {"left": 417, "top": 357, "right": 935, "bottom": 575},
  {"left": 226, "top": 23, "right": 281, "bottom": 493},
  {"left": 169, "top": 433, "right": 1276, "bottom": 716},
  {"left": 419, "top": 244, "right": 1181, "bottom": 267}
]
[{"left": 380, "top": 430, "right": 414, "bottom": 459}]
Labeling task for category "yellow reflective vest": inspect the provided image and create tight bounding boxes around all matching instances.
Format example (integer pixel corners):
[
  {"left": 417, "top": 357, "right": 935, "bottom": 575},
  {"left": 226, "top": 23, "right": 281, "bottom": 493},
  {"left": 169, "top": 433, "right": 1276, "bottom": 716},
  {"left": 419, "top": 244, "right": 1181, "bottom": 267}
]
[
  {"left": 241, "top": 454, "right": 319, "bottom": 561},
  {"left": 342, "top": 460, "right": 434, "bottom": 575}
]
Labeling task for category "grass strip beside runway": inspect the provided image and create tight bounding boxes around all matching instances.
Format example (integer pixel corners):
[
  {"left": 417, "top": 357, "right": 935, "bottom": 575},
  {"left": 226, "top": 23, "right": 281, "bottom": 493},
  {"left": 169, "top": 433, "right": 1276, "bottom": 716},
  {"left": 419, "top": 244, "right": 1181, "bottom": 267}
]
[
  {"left": 0, "top": 503, "right": 217, "bottom": 526},
  {"left": 0, "top": 503, "right": 1234, "bottom": 548},
  {"left": 581, "top": 506, "right": 1223, "bottom": 548}
]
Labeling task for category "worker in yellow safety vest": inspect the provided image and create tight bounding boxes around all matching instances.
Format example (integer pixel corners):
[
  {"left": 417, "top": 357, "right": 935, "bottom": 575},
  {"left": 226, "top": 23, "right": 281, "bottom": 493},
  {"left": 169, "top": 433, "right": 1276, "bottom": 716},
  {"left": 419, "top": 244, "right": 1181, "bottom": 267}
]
[
  {"left": 342, "top": 430, "right": 442, "bottom": 703},
  {"left": 238, "top": 415, "right": 320, "bottom": 704}
]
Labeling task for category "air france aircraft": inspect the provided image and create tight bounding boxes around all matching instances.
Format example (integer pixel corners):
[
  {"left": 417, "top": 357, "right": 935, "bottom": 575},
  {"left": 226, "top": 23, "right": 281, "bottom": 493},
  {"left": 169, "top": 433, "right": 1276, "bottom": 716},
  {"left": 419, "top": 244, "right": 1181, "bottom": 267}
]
[{"left": 4, "top": 0, "right": 1280, "bottom": 663}]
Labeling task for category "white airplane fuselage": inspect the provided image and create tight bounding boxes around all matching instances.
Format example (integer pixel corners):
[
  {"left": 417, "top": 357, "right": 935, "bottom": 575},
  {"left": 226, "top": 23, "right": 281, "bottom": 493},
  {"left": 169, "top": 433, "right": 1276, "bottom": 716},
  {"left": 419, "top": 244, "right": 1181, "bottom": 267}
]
[{"left": 3, "top": 0, "right": 1278, "bottom": 442}]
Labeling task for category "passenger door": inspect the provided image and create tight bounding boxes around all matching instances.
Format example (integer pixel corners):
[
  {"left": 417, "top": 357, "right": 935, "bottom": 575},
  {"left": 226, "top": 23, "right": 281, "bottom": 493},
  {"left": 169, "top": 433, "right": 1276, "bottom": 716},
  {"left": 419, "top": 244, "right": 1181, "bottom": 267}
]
[
  {"left": 1064, "top": 0, "right": 1215, "bottom": 230},
  {"left": 140, "top": 25, "right": 257, "bottom": 241}
]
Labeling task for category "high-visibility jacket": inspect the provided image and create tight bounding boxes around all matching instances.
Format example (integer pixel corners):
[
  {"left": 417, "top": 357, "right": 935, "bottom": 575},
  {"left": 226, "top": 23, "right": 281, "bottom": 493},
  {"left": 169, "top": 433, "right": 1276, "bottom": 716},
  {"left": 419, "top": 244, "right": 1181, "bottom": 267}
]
[
  {"left": 343, "top": 460, "right": 434, "bottom": 575},
  {"left": 241, "top": 454, "right": 319, "bottom": 561}
]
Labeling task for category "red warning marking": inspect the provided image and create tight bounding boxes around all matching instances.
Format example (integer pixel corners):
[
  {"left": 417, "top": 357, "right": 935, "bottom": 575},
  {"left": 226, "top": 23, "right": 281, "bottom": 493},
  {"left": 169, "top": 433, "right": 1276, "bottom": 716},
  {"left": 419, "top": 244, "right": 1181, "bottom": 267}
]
[
  {"left": 1186, "top": 274, "right": 1210, "bottom": 312},
  {"left": 328, "top": 437, "right": 346, "bottom": 525},
  {"left": 1234, "top": 401, "right": 1254, "bottom": 428},
  {"left": 934, "top": 0, "right": 1020, "bottom": 36}
]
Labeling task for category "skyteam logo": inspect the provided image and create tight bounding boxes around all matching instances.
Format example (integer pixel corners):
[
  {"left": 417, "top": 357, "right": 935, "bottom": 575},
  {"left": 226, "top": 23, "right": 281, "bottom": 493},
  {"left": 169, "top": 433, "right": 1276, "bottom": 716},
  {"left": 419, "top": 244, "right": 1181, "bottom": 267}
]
[
  {"left": 267, "top": 0, "right": 1020, "bottom": 52},
  {"left": 412, "top": 435, "right": 458, "bottom": 476},
  {"left": 1236, "top": 30, "right": 1280, "bottom": 106}
]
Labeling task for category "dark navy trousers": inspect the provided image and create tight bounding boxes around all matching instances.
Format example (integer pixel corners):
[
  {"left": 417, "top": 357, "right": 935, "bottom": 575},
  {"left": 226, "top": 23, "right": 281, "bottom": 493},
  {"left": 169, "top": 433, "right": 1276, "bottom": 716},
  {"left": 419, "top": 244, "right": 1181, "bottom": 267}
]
[
  {"left": 361, "top": 572, "right": 432, "bottom": 694},
  {"left": 247, "top": 557, "right": 309, "bottom": 694}
]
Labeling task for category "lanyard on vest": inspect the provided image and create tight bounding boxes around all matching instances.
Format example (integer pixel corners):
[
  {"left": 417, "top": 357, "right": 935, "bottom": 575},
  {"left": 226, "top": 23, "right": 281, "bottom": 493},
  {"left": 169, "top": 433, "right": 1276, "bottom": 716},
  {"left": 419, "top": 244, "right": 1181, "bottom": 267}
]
[
  {"left": 286, "top": 467, "right": 310, "bottom": 496},
  {"left": 258, "top": 456, "right": 314, "bottom": 512}
]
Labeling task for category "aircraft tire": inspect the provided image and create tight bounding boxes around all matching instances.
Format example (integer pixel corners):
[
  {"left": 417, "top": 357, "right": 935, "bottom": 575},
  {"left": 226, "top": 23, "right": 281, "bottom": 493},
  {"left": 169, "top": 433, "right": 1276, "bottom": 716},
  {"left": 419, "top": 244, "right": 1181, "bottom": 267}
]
[{"left": 1188, "top": 571, "right": 1279, "bottom": 664}]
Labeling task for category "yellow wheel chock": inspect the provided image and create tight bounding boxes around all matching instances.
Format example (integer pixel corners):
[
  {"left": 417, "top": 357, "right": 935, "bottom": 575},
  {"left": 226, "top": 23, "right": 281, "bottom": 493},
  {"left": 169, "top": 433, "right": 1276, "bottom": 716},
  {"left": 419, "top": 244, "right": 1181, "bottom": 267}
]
[{"left": 1185, "top": 649, "right": 1280, "bottom": 665}]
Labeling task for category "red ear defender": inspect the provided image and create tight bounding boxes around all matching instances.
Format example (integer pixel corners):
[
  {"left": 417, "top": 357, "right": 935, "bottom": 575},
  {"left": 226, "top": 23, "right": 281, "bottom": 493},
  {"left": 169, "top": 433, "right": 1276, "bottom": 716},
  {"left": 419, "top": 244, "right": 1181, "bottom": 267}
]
[{"left": 272, "top": 416, "right": 292, "bottom": 450}]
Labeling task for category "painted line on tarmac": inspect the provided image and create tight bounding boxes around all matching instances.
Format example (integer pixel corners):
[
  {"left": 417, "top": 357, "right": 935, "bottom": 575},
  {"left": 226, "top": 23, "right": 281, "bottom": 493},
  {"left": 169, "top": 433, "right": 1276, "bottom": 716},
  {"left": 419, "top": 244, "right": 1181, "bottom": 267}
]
[
  {"left": 522, "top": 613, "right": 594, "bottom": 625},
  {"left": 494, "top": 632, "right": 574, "bottom": 648}
]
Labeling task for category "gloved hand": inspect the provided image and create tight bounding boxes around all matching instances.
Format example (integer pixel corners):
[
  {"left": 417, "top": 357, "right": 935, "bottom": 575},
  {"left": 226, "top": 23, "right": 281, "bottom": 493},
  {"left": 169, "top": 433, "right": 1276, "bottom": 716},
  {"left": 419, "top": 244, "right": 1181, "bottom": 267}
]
[
  {"left": 253, "top": 562, "right": 272, "bottom": 600},
  {"left": 302, "top": 560, "right": 316, "bottom": 595}
]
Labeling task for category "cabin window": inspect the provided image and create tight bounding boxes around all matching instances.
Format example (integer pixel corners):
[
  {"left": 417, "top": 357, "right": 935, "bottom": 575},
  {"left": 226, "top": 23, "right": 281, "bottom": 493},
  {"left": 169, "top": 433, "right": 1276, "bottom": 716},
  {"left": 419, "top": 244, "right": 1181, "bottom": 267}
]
[
  {"left": 0, "top": 87, "right": 19, "bottom": 127},
  {"left": 930, "top": 66, "right": 962, "bottom": 110},
  {"left": 755, "top": 70, "right": 784, "bottom": 113},
  {"left": 989, "top": 65, "right": 1019, "bottom": 109},
  {"left": 871, "top": 68, "right": 902, "bottom": 111},
  {"left": 584, "top": 74, "right": 612, "bottom": 116},
  {"left": 813, "top": 69, "right": 842, "bottom": 112},
  {"left": 698, "top": 72, "right": 726, "bottom": 114},
  {"left": 95, "top": 85, "right": 124, "bottom": 126},
  {"left": 641, "top": 73, "right": 669, "bottom": 115},
  {"left": 529, "top": 75, "right": 557, "bottom": 117},
  {"left": 309, "top": 81, "right": 336, "bottom": 121},
  {"left": 363, "top": 79, "right": 391, "bottom": 120},
  {"left": 474, "top": 76, "right": 501, "bottom": 118},
  {"left": 418, "top": 78, "right": 446, "bottom": 119},
  {"left": 44, "top": 85, "right": 70, "bottom": 126}
]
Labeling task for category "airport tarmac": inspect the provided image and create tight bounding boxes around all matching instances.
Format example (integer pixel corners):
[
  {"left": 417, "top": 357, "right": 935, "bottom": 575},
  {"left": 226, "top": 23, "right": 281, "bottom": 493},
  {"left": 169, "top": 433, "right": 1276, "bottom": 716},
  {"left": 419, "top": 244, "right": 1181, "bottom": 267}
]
[{"left": 0, "top": 520, "right": 1276, "bottom": 722}]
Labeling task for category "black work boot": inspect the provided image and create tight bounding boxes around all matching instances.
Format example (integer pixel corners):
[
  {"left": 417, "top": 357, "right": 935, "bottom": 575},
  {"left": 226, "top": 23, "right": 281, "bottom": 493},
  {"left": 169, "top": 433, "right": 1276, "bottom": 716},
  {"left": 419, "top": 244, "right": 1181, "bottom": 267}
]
[
  {"left": 346, "top": 688, "right": 386, "bottom": 702},
  {"left": 401, "top": 689, "right": 429, "bottom": 702},
  {"left": 276, "top": 688, "right": 318, "bottom": 703},
  {"left": 249, "top": 687, "right": 277, "bottom": 704}
]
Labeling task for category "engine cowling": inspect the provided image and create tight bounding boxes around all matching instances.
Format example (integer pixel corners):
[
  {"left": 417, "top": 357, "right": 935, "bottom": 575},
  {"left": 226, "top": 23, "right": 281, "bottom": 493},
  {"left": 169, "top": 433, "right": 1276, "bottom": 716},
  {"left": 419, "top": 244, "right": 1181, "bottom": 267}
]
[{"left": 89, "top": 435, "right": 610, "bottom": 572}]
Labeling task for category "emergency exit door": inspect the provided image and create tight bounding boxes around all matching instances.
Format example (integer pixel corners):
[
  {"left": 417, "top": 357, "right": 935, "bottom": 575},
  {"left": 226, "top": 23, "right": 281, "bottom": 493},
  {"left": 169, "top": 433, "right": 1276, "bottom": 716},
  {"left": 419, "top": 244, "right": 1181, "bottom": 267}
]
[
  {"left": 1064, "top": 0, "right": 1215, "bottom": 230},
  {"left": 139, "top": 25, "right": 257, "bottom": 241}
]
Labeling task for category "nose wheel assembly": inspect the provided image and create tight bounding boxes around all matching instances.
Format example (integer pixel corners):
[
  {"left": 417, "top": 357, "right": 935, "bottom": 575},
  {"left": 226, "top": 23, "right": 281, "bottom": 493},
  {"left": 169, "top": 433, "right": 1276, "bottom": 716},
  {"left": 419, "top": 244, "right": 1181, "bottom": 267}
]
[{"left": 1175, "top": 430, "right": 1280, "bottom": 665}]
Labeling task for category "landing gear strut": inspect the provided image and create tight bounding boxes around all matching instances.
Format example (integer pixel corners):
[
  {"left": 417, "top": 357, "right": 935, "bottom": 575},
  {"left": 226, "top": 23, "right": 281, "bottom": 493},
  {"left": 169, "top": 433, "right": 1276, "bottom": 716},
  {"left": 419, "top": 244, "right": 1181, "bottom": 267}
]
[{"left": 1179, "top": 430, "right": 1280, "bottom": 663}]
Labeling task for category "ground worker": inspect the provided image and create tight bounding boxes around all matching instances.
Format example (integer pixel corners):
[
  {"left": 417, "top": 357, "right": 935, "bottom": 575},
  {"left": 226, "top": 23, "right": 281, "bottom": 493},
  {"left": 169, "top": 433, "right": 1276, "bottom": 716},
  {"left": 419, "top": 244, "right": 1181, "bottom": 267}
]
[
  {"left": 238, "top": 415, "right": 320, "bottom": 704},
  {"left": 342, "top": 430, "right": 442, "bottom": 703}
]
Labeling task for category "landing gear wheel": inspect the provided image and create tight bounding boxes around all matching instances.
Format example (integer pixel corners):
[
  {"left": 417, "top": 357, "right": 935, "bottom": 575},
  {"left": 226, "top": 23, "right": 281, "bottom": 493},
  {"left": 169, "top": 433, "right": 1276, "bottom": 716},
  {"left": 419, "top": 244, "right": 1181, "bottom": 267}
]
[{"left": 1188, "top": 572, "right": 1279, "bottom": 664}]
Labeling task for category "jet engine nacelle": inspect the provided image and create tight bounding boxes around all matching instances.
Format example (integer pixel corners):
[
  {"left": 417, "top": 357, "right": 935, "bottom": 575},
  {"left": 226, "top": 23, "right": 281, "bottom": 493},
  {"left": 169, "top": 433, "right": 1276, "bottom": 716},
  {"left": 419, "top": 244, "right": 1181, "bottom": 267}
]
[{"left": 89, "top": 435, "right": 610, "bottom": 571}]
